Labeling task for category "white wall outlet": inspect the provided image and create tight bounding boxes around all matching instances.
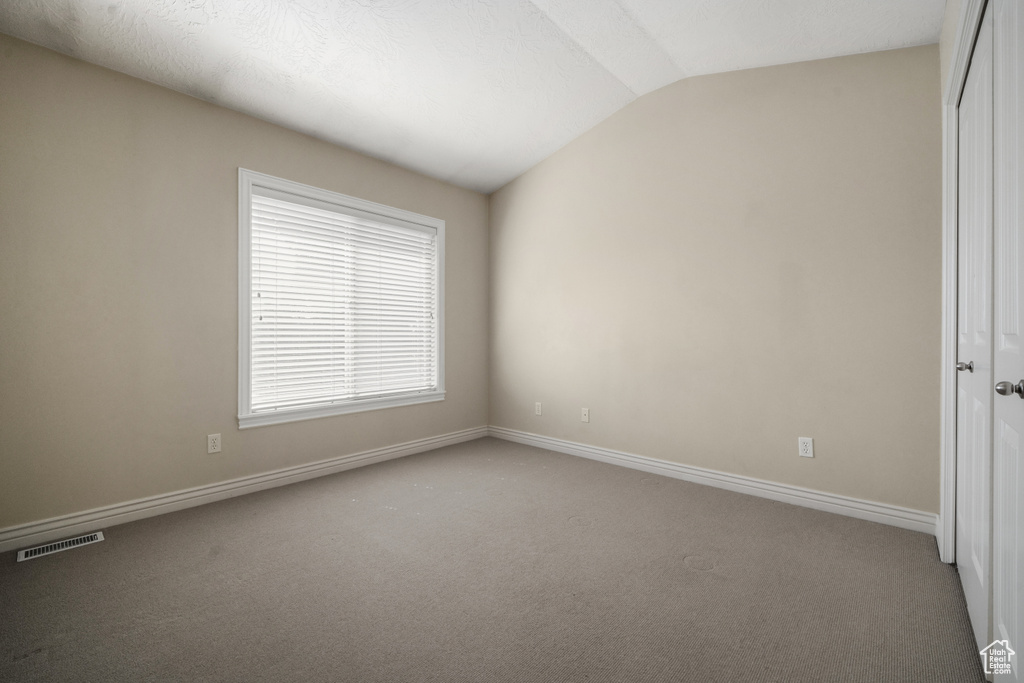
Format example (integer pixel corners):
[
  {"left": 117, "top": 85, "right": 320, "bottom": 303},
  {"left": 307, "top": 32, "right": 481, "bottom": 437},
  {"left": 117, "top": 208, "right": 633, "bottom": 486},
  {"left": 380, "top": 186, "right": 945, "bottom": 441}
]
[
  {"left": 798, "top": 437, "right": 813, "bottom": 458},
  {"left": 535, "top": 402, "right": 542, "bottom": 416},
  {"left": 581, "top": 408, "right": 590, "bottom": 423},
  {"left": 208, "top": 433, "right": 222, "bottom": 454}
]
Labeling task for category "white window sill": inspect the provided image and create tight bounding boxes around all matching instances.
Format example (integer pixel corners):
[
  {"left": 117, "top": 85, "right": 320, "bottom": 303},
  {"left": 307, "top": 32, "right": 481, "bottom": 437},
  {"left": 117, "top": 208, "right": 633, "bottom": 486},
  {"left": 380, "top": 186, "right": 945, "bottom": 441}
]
[{"left": 238, "top": 391, "right": 445, "bottom": 429}]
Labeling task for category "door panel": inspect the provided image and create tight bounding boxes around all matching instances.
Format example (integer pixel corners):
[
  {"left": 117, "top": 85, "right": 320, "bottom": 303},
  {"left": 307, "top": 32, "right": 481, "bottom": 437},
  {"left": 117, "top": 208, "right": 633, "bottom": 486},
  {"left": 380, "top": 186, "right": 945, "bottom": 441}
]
[
  {"left": 992, "top": 0, "right": 1024, "bottom": 678},
  {"left": 957, "top": 4, "right": 994, "bottom": 653}
]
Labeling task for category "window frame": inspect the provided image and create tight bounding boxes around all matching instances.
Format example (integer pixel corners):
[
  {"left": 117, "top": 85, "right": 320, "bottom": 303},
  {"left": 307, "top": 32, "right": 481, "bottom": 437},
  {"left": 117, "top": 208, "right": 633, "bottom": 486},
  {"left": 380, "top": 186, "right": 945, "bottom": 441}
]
[{"left": 237, "top": 168, "right": 445, "bottom": 429}]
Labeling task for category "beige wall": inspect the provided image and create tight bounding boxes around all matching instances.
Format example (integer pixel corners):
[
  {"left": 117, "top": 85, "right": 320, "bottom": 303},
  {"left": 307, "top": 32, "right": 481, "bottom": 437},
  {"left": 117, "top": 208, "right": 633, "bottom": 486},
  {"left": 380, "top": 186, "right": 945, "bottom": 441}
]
[
  {"left": 0, "top": 34, "right": 489, "bottom": 528},
  {"left": 0, "top": 34, "right": 943, "bottom": 530},
  {"left": 490, "top": 45, "right": 942, "bottom": 512},
  {"left": 940, "top": 0, "right": 964, "bottom": 97}
]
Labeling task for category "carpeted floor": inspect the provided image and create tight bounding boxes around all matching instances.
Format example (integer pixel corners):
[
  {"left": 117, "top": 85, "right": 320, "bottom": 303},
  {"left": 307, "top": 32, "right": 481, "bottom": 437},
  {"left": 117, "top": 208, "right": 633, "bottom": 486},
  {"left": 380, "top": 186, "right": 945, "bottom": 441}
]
[{"left": 0, "top": 437, "right": 985, "bottom": 682}]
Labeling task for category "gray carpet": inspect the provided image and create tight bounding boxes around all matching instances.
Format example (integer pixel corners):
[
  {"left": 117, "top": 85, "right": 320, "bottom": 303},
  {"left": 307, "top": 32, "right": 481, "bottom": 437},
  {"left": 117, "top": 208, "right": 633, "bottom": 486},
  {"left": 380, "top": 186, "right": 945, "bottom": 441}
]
[{"left": 0, "top": 437, "right": 984, "bottom": 682}]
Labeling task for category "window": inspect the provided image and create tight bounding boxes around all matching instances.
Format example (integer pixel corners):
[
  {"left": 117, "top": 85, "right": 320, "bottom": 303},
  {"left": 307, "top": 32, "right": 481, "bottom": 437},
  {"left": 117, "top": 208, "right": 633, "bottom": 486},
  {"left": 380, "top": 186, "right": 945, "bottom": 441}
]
[{"left": 238, "top": 169, "right": 444, "bottom": 428}]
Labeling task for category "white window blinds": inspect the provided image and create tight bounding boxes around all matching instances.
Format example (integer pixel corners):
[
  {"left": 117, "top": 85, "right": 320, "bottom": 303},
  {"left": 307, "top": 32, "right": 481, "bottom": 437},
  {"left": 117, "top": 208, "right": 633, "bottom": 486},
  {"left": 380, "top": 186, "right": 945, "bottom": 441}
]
[{"left": 239, "top": 170, "right": 444, "bottom": 428}]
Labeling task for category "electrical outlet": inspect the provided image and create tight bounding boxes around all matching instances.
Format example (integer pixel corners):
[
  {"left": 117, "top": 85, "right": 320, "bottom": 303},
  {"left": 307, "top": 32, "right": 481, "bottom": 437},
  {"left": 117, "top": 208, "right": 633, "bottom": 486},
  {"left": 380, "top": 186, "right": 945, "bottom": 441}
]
[
  {"left": 581, "top": 408, "right": 590, "bottom": 423},
  {"left": 208, "top": 433, "right": 221, "bottom": 454},
  {"left": 535, "top": 402, "right": 542, "bottom": 416},
  {"left": 798, "top": 437, "right": 813, "bottom": 458}
]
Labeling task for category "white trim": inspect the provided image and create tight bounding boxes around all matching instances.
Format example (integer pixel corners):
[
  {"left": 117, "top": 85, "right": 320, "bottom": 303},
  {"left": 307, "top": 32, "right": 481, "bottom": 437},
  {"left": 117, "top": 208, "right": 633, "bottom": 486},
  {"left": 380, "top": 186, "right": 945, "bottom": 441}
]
[
  {"left": 237, "top": 168, "right": 446, "bottom": 429},
  {"left": 238, "top": 168, "right": 252, "bottom": 430},
  {"left": 240, "top": 169, "right": 448, "bottom": 230},
  {"left": 238, "top": 391, "right": 446, "bottom": 430},
  {"left": 945, "top": 0, "right": 990, "bottom": 106},
  {"left": 939, "top": 100, "right": 960, "bottom": 563},
  {"left": 489, "top": 427, "right": 938, "bottom": 536},
  {"left": 939, "top": 0, "right": 988, "bottom": 564},
  {"left": 0, "top": 426, "right": 487, "bottom": 555},
  {"left": 2, "top": 425, "right": 941, "bottom": 555}
]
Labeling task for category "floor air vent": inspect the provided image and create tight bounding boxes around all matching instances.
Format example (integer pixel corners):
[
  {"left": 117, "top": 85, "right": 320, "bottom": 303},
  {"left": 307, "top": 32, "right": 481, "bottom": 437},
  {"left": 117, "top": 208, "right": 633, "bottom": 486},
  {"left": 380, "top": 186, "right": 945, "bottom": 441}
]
[{"left": 16, "top": 531, "right": 105, "bottom": 562}]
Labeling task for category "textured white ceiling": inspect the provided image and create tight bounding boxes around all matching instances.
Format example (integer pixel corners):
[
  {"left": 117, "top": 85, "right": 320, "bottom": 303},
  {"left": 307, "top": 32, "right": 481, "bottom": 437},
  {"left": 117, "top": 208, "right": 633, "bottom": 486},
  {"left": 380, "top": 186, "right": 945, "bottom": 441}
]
[{"left": 0, "top": 0, "right": 944, "bottom": 193}]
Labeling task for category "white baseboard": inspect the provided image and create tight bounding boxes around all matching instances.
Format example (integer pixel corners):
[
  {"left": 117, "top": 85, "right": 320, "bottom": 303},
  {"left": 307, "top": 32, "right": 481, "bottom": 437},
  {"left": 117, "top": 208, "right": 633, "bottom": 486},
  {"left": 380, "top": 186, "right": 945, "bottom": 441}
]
[
  {"left": 488, "top": 426, "right": 939, "bottom": 536},
  {"left": 1, "top": 424, "right": 939, "bottom": 555},
  {"left": 0, "top": 426, "right": 488, "bottom": 554}
]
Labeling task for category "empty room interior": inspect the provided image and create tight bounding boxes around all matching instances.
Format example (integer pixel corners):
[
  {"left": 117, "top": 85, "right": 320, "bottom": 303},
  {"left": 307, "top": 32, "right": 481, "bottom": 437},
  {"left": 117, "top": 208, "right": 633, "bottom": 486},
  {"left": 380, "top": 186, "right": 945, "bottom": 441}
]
[{"left": 1, "top": 1, "right": 1021, "bottom": 682}]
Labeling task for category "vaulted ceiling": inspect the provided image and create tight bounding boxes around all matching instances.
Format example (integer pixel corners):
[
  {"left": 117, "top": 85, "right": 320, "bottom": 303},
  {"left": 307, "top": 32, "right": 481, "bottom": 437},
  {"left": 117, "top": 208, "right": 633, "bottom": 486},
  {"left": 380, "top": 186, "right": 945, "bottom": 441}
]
[{"left": 0, "top": 1, "right": 944, "bottom": 193}]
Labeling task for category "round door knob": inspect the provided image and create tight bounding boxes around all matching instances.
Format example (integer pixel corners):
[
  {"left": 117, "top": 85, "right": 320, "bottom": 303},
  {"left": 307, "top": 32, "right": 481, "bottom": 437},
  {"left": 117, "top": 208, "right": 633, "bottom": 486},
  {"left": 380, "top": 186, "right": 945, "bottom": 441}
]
[
  {"left": 995, "top": 380, "right": 1024, "bottom": 398},
  {"left": 957, "top": 361, "right": 974, "bottom": 372}
]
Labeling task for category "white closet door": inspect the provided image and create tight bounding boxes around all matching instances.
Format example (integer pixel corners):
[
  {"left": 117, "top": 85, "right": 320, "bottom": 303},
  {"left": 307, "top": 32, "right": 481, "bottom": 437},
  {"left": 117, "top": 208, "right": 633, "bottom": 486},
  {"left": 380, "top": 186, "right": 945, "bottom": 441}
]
[
  {"left": 992, "top": 0, "right": 1024, "bottom": 678},
  {"left": 957, "top": 3, "right": 994, "bottom": 653}
]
